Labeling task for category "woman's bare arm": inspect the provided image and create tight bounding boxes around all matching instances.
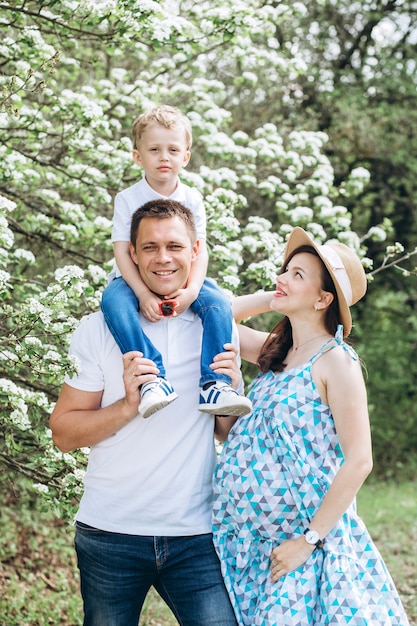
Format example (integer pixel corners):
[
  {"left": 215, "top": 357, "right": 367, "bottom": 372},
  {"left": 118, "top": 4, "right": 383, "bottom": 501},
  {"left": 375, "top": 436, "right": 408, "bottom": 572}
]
[{"left": 232, "top": 291, "right": 275, "bottom": 323}]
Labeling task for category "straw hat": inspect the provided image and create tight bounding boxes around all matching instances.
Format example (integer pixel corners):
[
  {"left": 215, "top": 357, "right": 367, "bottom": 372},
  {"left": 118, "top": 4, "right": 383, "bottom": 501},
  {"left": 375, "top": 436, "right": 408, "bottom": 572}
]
[{"left": 284, "top": 227, "right": 367, "bottom": 337}]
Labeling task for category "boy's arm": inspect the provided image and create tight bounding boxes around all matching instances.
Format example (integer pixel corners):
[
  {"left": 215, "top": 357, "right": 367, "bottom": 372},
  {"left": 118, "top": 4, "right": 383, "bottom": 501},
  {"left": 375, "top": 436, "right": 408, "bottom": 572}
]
[
  {"left": 167, "top": 239, "right": 209, "bottom": 315},
  {"left": 114, "top": 241, "right": 162, "bottom": 322}
]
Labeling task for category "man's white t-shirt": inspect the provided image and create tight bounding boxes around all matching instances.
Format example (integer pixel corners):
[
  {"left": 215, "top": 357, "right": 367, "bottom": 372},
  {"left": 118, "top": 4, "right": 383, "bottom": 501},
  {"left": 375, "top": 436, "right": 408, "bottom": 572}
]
[{"left": 65, "top": 309, "right": 230, "bottom": 537}]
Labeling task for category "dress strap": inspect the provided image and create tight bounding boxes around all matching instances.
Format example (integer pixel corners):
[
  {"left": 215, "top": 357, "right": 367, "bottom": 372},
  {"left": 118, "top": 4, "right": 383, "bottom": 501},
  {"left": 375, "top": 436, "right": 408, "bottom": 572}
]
[{"left": 310, "top": 324, "right": 358, "bottom": 364}]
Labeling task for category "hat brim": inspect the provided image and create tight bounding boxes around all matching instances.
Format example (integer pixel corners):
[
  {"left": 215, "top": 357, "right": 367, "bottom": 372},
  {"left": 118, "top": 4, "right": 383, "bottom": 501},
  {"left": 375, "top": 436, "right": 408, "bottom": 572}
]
[{"left": 283, "top": 227, "right": 352, "bottom": 337}]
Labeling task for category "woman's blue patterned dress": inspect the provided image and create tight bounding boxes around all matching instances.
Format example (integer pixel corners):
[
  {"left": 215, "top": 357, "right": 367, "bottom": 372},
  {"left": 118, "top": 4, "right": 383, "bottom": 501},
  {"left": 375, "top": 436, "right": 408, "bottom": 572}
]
[{"left": 212, "top": 331, "right": 410, "bottom": 625}]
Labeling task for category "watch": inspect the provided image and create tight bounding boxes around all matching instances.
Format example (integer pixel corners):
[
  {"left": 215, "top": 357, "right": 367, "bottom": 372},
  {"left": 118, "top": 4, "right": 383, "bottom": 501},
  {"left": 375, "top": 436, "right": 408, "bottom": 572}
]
[{"left": 303, "top": 528, "right": 322, "bottom": 548}]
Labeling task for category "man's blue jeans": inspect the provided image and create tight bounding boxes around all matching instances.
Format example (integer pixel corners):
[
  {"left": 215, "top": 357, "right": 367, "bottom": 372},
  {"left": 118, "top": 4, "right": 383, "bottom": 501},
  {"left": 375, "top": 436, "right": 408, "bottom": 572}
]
[
  {"left": 101, "top": 277, "right": 233, "bottom": 386},
  {"left": 74, "top": 523, "right": 237, "bottom": 626}
]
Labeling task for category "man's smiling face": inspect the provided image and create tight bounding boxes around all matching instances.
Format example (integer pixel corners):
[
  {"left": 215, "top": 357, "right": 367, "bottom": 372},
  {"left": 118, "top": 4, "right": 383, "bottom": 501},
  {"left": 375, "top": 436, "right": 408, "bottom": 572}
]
[{"left": 130, "top": 215, "right": 199, "bottom": 297}]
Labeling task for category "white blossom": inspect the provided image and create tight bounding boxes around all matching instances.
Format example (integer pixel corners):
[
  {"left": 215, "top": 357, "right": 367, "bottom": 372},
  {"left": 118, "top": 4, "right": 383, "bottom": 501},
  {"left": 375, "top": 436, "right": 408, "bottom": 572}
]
[
  {"left": 87, "top": 264, "right": 108, "bottom": 284},
  {"left": 14, "top": 248, "right": 36, "bottom": 263},
  {"left": 24, "top": 336, "right": 43, "bottom": 347},
  {"left": 386, "top": 242, "right": 404, "bottom": 256},
  {"left": 44, "top": 349, "right": 62, "bottom": 362},
  {"left": 0, "top": 269, "right": 11, "bottom": 286},
  {"left": 33, "top": 483, "right": 49, "bottom": 494},
  {"left": 54, "top": 265, "right": 84, "bottom": 283},
  {"left": 0, "top": 195, "right": 16, "bottom": 212},
  {"left": 368, "top": 226, "right": 387, "bottom": 242},
  {"left": 0, "top": 217, "right": 14, "bottom": 248},
  {"left": 222, "top": 274, "right": 240, "bottom": 289},
  {"left": 94, "top": 215, "right": 112, "bottom": 230},
  {"left": 59, "top": 223, "right": 79, "bottom": 239},
  {"left": 10, "top": 408, "right": 31, "bottom": 430},
  {"left": 350, "top": 166, "right": 371, "bottom": 181}
]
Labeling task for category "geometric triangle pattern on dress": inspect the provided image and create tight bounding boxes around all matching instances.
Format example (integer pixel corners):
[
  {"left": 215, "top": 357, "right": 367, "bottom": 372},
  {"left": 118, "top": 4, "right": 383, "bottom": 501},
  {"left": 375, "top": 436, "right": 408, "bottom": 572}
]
[{"left": 213, "top": 337, "right": 410, "bottom": 625}]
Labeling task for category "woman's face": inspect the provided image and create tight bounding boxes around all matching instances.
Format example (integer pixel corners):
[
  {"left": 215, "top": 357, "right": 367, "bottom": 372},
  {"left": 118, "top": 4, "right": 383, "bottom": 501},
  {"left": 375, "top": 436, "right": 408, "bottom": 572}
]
[{"left": 270, "top": 252, "right": 327, "bottom": 316}]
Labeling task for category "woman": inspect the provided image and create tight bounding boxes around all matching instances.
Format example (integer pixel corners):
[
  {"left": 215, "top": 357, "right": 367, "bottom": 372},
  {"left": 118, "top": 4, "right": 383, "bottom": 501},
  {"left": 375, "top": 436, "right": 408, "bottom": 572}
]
[{"left": 213, "top": 227, "right": 410, "bottom": 625}]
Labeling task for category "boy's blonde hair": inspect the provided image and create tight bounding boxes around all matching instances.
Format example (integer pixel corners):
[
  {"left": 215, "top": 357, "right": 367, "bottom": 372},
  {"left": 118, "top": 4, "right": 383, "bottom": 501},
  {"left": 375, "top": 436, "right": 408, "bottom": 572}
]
[{"left": 132, "top": 105, "right": 193, "bottom": 151}]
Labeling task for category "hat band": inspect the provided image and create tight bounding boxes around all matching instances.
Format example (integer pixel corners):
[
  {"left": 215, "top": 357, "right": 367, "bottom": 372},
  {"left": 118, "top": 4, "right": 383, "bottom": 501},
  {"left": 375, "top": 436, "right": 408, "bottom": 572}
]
[{"left": 318, "top": 245, "right": 353, "bottom": 306}]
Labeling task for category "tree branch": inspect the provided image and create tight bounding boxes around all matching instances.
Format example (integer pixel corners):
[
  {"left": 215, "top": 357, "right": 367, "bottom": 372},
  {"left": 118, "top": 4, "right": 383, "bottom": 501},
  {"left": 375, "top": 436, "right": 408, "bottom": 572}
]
[{"left": 369, "top": 248, "right": 417, "bottom": 277}]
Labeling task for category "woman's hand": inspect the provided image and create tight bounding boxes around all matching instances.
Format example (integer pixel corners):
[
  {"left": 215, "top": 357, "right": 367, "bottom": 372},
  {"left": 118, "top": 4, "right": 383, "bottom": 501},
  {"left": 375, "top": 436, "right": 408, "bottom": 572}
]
[{"left": 270, "top": 536, "right": 315, "bottom": 582}]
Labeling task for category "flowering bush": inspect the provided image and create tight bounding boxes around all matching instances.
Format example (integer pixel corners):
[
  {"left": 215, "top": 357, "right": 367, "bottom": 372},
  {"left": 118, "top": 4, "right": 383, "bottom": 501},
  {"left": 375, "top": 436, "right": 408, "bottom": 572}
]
[{"left": 1, "top": 0, "right": 416, "bottom": 516}]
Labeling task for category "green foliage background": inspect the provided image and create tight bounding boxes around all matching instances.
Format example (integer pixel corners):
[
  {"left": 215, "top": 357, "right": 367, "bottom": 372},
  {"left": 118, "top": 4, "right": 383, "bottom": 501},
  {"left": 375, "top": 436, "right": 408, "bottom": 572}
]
[{"left": 1, "top": 0, "right": 417, "bottom": 518}]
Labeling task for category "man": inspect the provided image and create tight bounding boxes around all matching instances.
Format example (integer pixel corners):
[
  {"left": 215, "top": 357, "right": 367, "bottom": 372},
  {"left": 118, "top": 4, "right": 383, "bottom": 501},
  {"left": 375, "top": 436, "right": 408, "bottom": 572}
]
[{"left": 50, "top": 199, "right": 240, "bottom": 626}]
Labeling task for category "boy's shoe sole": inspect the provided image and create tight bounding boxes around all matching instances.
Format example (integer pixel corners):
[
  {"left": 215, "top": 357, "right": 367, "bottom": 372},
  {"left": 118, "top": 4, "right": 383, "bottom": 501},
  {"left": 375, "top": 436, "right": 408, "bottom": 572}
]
[
  {"left": 139, "top": 379, "right": 178, "bottom": 419},
  {"left": 198, "top": 382, "right": 252, "bottom": 417}
]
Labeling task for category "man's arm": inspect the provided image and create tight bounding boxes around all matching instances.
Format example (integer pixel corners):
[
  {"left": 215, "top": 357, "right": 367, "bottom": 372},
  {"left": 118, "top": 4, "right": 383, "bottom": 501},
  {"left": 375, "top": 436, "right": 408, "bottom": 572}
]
[{"left": 49, "top": 352, "right": 158, "bottom": 453}]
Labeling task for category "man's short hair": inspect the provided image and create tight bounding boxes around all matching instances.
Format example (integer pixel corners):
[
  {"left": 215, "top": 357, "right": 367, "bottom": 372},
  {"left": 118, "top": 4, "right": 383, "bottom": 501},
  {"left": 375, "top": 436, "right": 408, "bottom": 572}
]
[{"left": 130, "top": 198, "right": 197, "bottom": 247}]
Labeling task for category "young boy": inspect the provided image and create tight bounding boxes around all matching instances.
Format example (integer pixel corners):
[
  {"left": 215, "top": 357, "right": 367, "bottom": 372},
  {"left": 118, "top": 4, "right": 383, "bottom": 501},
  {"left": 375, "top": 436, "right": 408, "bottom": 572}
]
[{"left": 101, "top": 105, "right": 252, "bottom": 419}]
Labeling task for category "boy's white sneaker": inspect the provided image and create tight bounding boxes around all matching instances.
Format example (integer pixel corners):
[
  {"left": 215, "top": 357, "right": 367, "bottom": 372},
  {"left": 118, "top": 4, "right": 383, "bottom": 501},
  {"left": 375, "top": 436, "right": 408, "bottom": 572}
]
[
  {"left": 198, "top": 381, "right": 252, "bottom": 416},
  {"left": 139, "top": 378, "right": 178, "bottom": 419}
]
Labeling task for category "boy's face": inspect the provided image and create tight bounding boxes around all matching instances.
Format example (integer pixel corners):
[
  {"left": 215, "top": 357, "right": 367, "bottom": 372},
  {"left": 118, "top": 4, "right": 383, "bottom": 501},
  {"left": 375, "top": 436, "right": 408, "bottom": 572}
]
[
  {"left": 133, "top": 122, "right": 191, "bottom": 189},
  {"left": 129, "top": 216, "right": 199, "bottom": 297}
]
